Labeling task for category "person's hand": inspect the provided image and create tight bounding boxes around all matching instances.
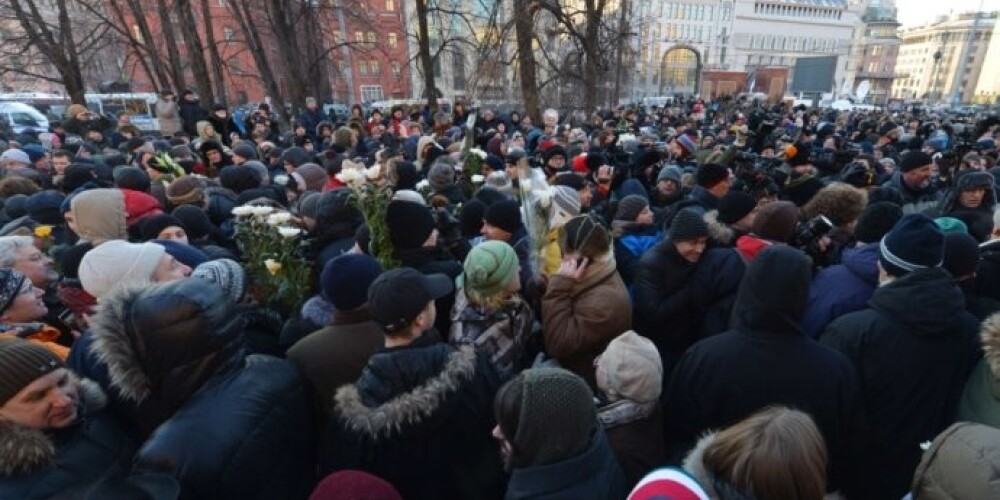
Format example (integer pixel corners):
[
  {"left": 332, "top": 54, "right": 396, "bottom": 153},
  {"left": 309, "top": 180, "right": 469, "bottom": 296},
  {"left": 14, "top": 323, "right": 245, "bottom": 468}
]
[
  {"left": 596, "top": 165, "right": 613, "bottom": 184},
  {"left": 557, "top": 255, "right": 589, "bottom": 281},
  {"left": 816, "top": 236, "right": 832, "bottom": 254}
]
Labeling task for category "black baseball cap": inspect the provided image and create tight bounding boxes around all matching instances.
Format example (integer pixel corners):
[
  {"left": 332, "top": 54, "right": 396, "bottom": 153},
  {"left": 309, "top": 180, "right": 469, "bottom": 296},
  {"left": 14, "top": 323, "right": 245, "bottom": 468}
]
[{"left": 368, "top": 268, "right": 453, "bottom": 333}]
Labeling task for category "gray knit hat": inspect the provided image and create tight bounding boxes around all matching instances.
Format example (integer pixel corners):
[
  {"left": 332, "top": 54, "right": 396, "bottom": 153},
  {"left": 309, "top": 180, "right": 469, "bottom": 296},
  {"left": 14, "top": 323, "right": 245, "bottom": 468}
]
[
  {"left": 232, "top": 142, "right": 258, "bottom": 161},
  {"left": 191, "top": 259, "right": 247, "bottom": 304},
  {"left": 428, "top": 162, "right": 455, "bottom": 192},
  {"left": 0, "top": 337, "right": 64, "bottom": 406},
  {"left": 514, "top": 368, "right": 596, "bottom": 467},
  {"left": 614, "top": 194, "right": 649, "bottom": 222}
]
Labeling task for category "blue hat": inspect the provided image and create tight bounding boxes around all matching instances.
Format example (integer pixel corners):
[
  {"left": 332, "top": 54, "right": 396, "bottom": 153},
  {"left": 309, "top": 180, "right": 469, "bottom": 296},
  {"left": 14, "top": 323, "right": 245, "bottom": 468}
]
[
  {"left": 151, "top": 239, "right": 208, "bottom": 268},
  {"left": 879, "top": 214, "right": 944, "bottom": 277},
  {"left": 21, "top": 144, "right": 46, "bottom": 164},
  {"left": 321, "top": 254, "right": 381, "bottom": 311}
]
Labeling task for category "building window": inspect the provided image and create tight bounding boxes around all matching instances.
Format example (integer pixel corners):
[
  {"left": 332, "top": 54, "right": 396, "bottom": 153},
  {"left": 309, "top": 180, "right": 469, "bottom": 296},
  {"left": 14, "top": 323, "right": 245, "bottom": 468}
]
[
  {"left": 223, "top": 27, "right": 234, "bottom": 41},
  {"left": 355, "top": 31, "right": 364, "bottom": 44},
  {"left": 366, "top": 32, "right": 377, "bottom": 45},
  {"left": 386, "top": 0, "right": 395, "bottom": 11},
  {"left": 392, "top": 61, "right": 401, "bottom": 77},
  {"left": 453, "top": 55, "right": 466, "bottom": 91},
  {"left": 359, "top": 60, "right": 368, "bottom": 75},
  {"left": 361, "top": 85, "right": 383, "bottom": 103},
  {"left": 370, "top": 60, "right": 380, "bottom": 75},
  {"left": 388, "top": 32, "right": 397, "bottom": 48}
]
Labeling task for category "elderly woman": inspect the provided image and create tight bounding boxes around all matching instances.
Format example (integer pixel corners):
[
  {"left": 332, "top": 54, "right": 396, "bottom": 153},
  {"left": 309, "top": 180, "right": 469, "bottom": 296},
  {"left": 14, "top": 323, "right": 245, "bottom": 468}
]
[{"left": 0, "top": 338, "right": 167, "bottom": 498}]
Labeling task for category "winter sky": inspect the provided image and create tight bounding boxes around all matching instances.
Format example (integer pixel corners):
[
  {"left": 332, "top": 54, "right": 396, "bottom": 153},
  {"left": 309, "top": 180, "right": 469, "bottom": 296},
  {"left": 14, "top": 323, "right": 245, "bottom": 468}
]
[{"left": 895, "top": 0, "right": 997, "bottom": 28}]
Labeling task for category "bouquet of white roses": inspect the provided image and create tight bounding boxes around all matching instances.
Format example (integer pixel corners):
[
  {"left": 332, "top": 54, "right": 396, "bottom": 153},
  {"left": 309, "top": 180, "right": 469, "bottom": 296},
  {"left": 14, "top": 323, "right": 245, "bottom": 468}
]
[
  {"left": 231, "top": 204, "right": 312, "bottom": 312},
  {"left": 336, "top": 161, "right": 399, "bottom": 270}
]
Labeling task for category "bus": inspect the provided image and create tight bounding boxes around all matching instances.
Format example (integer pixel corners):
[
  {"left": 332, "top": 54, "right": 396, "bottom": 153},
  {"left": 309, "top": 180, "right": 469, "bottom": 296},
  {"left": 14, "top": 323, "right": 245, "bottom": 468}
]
[
  {"left": 0, "top": 92, "right": 71, "bottom": 120},
  {"left": 84, "top": 93, "right": 161, "bottom": 134}
]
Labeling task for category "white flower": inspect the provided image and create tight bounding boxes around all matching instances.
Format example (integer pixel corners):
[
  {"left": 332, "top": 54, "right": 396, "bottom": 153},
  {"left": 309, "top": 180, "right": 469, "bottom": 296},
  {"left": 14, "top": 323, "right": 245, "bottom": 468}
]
[
  {"left": 471, "top": 174, "right": 485, "bottom": 184},
  {"left": 251, "top": 206, "right": 274, "bottom": 217},
  {"left": 336, "top": 168, "right": 364, "bottom": 184},
  {"left": 471, "top": 148, "right": 488, "bottom": 160},
  {"left": 416, "top": 179, "right": 430, "bottom": 191},
  {"left": 277, "top": 226, "right": 302, "bottom": 238},
  {"left": 365, "top": 164, "right": 381, "bottom": 180},
  {"left": 231, "top": 206, "right": 253, "bottom": 216},
  {"left": 267, "top": 212, "right": 292, "bottom": 226},
  {"left": 537, "top": 189, "right": 552, "bottom": 209}
]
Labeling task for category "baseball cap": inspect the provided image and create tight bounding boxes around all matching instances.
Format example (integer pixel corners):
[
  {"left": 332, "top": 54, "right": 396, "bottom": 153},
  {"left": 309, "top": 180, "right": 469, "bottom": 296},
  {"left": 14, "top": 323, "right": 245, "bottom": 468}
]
[{"left": 368, "top": 267, "right": 453, "bottom": 334}]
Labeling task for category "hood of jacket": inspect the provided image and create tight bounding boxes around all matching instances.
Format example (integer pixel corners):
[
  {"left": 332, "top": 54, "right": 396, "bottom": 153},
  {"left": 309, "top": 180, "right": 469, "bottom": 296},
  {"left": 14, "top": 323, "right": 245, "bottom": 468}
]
[
  {"left": 70, "top": 188, "right": 127, "bottom": 244},
  {"left": 870, "top": 267, "right": 968, "bottom": 337},
  {"left": 333, "top": 336, "right": 477, "bottom": 441},
  {"left": 705, "top": 209, "right": 736, "bottom": 246},
  {"left": 911, "top": 422, "right": 1000, "bottom": 500},
  {"left": 731, "top": 245, "right": 811, "bottom": 335},
  {"left": 735, "top": 234, "right": 774, "bottom": 262},
  {"left": 0, "top": 377, "right": 106, "bottom": 476},
  {"left": 981, "top": 313, "right": 1000, "bottom": 381},
  {"left": 505, "top": 428, "right": 625, "bottom": 500},
  {"left": 87, "top": 279, "right": 245, "bottom": 407},
  {"left": 841, "top": 243, "right": 880, "bottom": 285},
  {"left": 939, "top": 170, "right": 997, "bottom": 215}
]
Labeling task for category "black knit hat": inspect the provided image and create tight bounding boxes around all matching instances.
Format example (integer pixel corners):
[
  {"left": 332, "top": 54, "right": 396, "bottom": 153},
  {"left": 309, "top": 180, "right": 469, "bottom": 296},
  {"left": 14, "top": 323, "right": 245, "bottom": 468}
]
[
  {"left": 171, "top": 205, "right": 215, "bottom": 241},
  {"left": 219, "top": 165, "right": 262, "bottom": 194},
  {"left": 696, "top": 163, "right": 728, "bottom": 188},
  {"left": 386, "top": 200, "right": 436, "bottom": 251},
  {"left": 484, "top": 200, "right": 523, "bottom": 234},
  {"left": 614, "top": 195, "right": 649, "bottom": 222},
  {"left": 232, "top": 142, "right": 258, "bottom": 161},
  {"left": 786, "top": 142, "right": 811, "bottom": 167},
  {"left": 900, "top": 151, "right": 933, "bottom": 173},
  {"left": 460, "top": 199, "right": 487, "bottom": 238},
  {"left": 854, "top": 202, "right": 903, "bottom": 244},
  {"left": 113, "top": 167, "right": 152, "bottom": 193},
  {"left": 879, "top": 214, "right": 944, "bottom": 277},
  {"left": 138, "top": 214, "right": 186, "bottom": 242},
  {"left": 510, "top": 368, "right": 596, "bottom": 468},
  {"left": 717, "top": 191, "right": 756, "bottom": 224},
  {"left": 669, "top": 208, "right": 709, "bottom": 241},
  {"left": 943, "top": 231, "right": 980, "bottom": 279},
  {"left": 0, "top": 337, "right": 64, "bottom": 406},
  {"left": 879, "top": 120, "right": 899, "bottom": 138}
]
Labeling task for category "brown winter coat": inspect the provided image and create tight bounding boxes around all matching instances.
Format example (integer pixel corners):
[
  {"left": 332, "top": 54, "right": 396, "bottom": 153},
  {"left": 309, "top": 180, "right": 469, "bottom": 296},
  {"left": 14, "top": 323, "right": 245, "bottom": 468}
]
[
  {"left": 155, "top": 98, "right": 182, "bottom": 137},
  {"left": 287, "top": 307, "right": 385, "bottom": 419},
  {"left": 542, "top": 255, "right": 632, "bottom": 386}
]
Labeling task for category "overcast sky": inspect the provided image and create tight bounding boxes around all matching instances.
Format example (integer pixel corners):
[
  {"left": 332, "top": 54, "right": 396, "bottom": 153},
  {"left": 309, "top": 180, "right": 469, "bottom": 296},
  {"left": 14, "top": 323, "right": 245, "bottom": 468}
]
[{"left": 895, "top": 0, "right": 996, "bottom": 27}]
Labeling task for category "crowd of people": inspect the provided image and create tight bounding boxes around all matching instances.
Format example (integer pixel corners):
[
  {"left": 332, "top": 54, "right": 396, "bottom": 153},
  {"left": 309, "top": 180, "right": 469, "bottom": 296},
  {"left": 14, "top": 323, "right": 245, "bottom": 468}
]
[{"left": 1, "top": 89, "right": 1000, "bottom": 499}]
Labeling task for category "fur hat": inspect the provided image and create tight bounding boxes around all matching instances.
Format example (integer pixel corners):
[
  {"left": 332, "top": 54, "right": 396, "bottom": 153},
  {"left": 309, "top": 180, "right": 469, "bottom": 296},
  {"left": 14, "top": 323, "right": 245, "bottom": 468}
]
[
  {"left": 696, "top": 163, "right": 728, "bottom": 188},
  {"left": 559, "top": 215, "right": 611, "bottom": 258},
  {"left": 879, "top": 214, "right": 944, "bottom": 277},
  {"left": 79, "top": 240, "right": 165, "bottom": 298},
  {"left": 752, "top": 201, "right": 799, "bottom": 243},
  {"left": 596, "top": 330, "right": 662, "bottom": 404}
]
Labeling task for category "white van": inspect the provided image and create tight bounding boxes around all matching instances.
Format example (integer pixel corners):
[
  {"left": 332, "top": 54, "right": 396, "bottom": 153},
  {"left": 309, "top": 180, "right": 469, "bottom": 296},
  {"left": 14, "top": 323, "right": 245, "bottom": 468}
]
[{"left": 0, "top": 102, "right": 50, "bottom": 134}]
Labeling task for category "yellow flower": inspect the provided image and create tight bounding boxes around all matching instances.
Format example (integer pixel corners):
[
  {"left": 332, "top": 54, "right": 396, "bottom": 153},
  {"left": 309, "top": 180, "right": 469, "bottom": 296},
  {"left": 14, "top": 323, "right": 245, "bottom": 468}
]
[
  {"left": 264, "top": 259, "right": 282, "bottom": 275},
  {"left": 34, "top": 225, "right": 53, "bottom": 238}
]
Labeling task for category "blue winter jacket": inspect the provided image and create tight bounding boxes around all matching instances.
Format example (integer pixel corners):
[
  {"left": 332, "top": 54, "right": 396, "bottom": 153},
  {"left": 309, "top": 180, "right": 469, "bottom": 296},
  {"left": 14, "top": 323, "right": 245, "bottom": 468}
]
[{"left": 803, "top": 243, "right": 880, "bottom": 339}]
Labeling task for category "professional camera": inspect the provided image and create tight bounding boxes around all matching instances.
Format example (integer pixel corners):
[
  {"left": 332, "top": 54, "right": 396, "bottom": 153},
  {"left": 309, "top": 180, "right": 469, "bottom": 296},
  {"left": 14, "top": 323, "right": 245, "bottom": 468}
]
[{"left": 793, "top": 215, "right": 834, "bottom": 256}]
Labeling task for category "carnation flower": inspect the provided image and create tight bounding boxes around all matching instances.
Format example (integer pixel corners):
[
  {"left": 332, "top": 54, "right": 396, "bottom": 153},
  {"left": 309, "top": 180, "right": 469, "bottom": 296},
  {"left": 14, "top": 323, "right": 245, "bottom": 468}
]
[
  {"left": 471, "top": 174, "right": 485, "bottom": 184},
  {"left": 267, "top": 212, "right": 292, "bottom": 226},
  {"left": 251, "top": 206, "right": 274, "bottom": 217},
  {"left": 470, "top": 148, "right": 487, "bottom": 160},
  {"left": 336, "top": 168, "right": 364, "bottom": 184},
  {"left": 416, "top": 179, "right": 430, "bottom": 191},
  {"left": 231, "top": 206, "right": 254, "bottom": 216},
  {"left": 365, "top": 165, "right": 382, "bottom": 180},
  {"left": 278, "top": 226, "right": 302, "bottom": 238}
]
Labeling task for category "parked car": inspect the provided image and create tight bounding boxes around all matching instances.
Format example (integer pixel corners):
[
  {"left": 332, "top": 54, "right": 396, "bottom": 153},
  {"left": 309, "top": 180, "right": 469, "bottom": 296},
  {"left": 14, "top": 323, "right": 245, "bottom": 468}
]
[{"left": 0, "top": 102, "right": 50, "bottom": 134}]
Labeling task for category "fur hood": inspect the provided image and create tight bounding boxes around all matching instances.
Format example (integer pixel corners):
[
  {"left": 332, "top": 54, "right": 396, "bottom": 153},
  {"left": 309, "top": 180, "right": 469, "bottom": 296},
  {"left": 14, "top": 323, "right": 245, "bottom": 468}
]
[
  {"left": 333, "top": 345, "right": 477, "bottom": 441},
  {"left": 0, "top": 377, "right": 106, "bottom": 476},
  {"left": 705, "top": 210, "right": 736, "bottom": 245},
  {"left": 683, "top": 432, "right": 843, "bottom": 500},
  {"left": 981, "top": 312, "right": 1000, "bottom": 379}
]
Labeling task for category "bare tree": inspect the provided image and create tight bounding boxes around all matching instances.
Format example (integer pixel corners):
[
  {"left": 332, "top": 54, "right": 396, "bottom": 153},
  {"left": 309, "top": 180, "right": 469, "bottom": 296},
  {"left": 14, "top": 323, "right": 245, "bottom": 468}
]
[{"left": 0, "top": 0, "right": 113, "bottom": 102}]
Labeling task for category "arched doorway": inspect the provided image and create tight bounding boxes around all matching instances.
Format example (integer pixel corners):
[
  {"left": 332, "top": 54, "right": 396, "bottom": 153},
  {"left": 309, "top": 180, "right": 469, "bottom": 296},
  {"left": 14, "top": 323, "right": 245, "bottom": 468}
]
[{"left": 660, "top": 46, "right": 700, "bottom": 95}]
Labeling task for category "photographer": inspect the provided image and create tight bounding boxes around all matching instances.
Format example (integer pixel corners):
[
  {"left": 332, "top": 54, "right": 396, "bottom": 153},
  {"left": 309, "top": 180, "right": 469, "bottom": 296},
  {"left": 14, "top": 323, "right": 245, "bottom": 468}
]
[{"left": 63, "top": 105, "right": 112, "bottom": 139}]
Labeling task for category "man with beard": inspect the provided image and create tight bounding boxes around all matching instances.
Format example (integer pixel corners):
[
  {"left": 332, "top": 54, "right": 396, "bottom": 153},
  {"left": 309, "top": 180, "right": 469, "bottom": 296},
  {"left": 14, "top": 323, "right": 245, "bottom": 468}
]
[{"left": 881, "top": 151, "right": 942, "bottom": 214}]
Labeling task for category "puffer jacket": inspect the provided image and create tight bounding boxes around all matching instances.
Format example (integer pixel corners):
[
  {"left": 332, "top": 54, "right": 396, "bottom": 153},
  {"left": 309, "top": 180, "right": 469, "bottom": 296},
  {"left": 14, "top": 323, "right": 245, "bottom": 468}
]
[
  {"left": 322, "top": 333, "right": 505, "bottom": 500},
  {"left": 612, "top": 222, "right": 661, "bottom": 288},
  {"left": 910, "top": 422, "right": 1000, "bottom": 499},
  {"left": 957, "top": 313, "right": 1000, "bottom": 428},
  {"left": 87, "top": 279, "right": 314, "bottom": 500},
  {"left": 881, "top": 171, "right": 942, "bottom": 215},
  {"left": 0, "top": 377, "right": 142, "bottom": 499},
  {"left": 821, "top": 268, "right": 982, "bottom": 500},
  {"left": 802, "top": 243, "right": 879, "bottom": 339}
]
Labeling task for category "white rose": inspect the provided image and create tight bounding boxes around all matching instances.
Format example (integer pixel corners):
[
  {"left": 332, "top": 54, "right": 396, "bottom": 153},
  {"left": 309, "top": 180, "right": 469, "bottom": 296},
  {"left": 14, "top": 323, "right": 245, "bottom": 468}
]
[
  {"left": 251, "top": 206, "right": 274, "bottom": 217},
  {"left": 365, "top": 165, "right": 381, "bottom": 180},
  {"left": 277, "top": 226, "right": 302, "bottom": 238},
  {"left": 471, "top": 174, "right": 485, "bottom": 184},
  {"left": 473, "top": 148, "right": 487, "bottom": 160},
  {"left": 416, "top": 179, "right": 430, "bottom": 191},
  {"left": 267, "top": 212, "right": 292, "bottom": 226},
  {"left": 231, "top": 206, "right": 253, "bottom": 216},
  {"left": 336, "top": 168, "right": 363, "bottom": 184}
]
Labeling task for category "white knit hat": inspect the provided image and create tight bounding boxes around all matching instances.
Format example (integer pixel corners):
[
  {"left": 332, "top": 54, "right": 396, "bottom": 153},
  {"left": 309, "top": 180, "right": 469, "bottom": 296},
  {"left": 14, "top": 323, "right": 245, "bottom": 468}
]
[{"left": 79, "top": 241, "right": 165, "bottom": 298}]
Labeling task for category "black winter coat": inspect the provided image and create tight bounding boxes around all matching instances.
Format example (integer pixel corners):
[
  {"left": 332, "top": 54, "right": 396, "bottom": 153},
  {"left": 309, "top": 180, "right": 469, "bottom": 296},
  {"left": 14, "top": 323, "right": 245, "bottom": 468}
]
[
  {"left": 504, "top": 429, "right": 626, "bottom": 500},
  {"left": 665, "top": 246, "right": 860, "bottom": 492},
  {"left": 395, "top": 246, "right": 464, "bottom": 334},
  {"left": 821, "top": 268, "right": 982, "bottom": 500},
  {"left": 975, "top": 239, "right": 1000, "bottom": 302},
  {"left": 322, "top": 333, "right": 505, "bottom": 500}
]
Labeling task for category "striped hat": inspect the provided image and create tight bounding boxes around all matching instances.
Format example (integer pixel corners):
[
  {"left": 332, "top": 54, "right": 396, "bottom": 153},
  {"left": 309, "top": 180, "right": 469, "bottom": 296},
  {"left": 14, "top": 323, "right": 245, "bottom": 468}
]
[
  {"left": 879, "top": 214, "right": 944, "bottom": 277},
  {"left": 0, "top": 338, "right": 64, "bottom": 406}
]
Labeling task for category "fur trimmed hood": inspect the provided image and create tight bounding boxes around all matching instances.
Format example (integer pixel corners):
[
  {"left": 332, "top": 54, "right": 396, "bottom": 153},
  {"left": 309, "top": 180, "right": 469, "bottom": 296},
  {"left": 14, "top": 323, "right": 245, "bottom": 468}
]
[
  {"left": 0, "top": 377, "right": 106, "bottom": 476},
  {"left": 705, "top": 210, "right": 736, "bottom": 246},
  {"left": 333, "top": 345, "right": 477, "bottom": 441},
  {"left": 981, "top": 312, "right": 1000, "bottom": 379}
]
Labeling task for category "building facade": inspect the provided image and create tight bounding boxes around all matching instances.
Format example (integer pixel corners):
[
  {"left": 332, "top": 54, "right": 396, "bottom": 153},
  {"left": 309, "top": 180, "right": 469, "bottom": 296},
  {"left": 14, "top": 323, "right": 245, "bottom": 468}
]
[
  {"left": 841, "top": 0, "right": 900, "bottom": 104},
  {"left": 891, "top": 11, "right": 997, "bottom": 103}
]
